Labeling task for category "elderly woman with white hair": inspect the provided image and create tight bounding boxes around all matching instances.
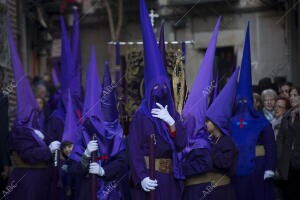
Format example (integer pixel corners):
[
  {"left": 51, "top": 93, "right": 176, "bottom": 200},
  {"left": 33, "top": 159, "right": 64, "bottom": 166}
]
[{"left": 261, "top": 89, "right": 277, "bottom": 122}]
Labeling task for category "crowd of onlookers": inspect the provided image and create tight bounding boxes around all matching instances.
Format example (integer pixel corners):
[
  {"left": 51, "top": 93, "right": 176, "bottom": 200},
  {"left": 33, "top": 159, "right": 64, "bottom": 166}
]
[
  {"left": 253, "top": 82, "right": 293, "bottom": 135},
  {"left": 31, "top": 73, "right": 58, "bottom": 132},
  {"left": 252, "top": 78, "right": 300, "bottom": 200}
]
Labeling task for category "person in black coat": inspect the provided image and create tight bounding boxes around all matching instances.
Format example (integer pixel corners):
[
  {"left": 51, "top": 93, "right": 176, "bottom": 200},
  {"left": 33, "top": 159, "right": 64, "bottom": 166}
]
[
  {"left": 277, "top": 86, "right": 300, "bottom": 200},
  {"left": 0, "top": 69, "right": 10, "bottom": 193}
]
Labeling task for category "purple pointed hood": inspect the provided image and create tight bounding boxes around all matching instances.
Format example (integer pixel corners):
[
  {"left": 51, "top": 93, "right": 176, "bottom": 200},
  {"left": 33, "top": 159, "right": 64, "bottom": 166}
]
[
  {"left": 82, "top": 45, "right": 103, "bottom": 121},
  {"left": 81, "top": 46, "right": 105, "bottom": 143},
  {"left": 78, "top": 47, "right": 124, "bottom": 160},
  {"left": 230, "top": 23, "right": 270, "bottom": 123},
  {"left": 60, "top": 16, "right": 83, "bottom": 118},
  {"left": 101, "top": 62, "right": 118, "bottom": 122},
  {"left": 101, "top": 61, "right": 123, "bottom": 139},
  {"left": 237, "top": 23, "right": 253, "bottom": 106},
  {"left": 230, "top": 24, "right": 269, "bottom": 176},
  {"left": 62, "top": 90, "right": 80, "bottom": 143},
  {"left": 7, "top": 18, "right": 38, "bottom": 127},
  {"left": 206, "top": 67, "right": 239, "bottom": 136},
  {"left": 182, "top": 17, "right": 221, "bottom": 132},
  {"left": 60, "top": 16, "right": 81, "bottom": 97},
  {"left": 71, "top": 8, "right": 82, "bottom": 94},
  {"left": 231, "top": 23, "right": 268, "bottom": 121},
  {"left": 139, "top": 0, "right": 175, "bottom": 117}
]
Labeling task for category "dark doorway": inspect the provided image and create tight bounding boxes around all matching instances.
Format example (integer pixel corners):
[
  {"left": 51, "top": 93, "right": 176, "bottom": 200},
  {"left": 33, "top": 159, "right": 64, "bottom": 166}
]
[
  {"left": 197, "top": 46, "right": 236, "bottom": 91},
  {"left": 214, "top": 46, "right": 236, "bottom": 90}
]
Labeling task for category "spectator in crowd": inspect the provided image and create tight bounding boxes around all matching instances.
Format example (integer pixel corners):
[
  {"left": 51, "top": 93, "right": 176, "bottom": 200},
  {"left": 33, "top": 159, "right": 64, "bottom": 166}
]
[
  {"left": 259, "top": 77, "right": 274, "bottom": 93},
  {"left": 261, "top": 89, "right": 277, "bottom": 122},
  {"left": 59, "top": 141, "right": 80, "bottom": 200},
  {"left": 36, "top": 97, "right": 46, "bottom": 132},
  {"left": 252, "top": 85, "right": 260, "bottom": 94},
  {"left": 271, "top": 97, "right": 290, "bottom": 140},
  {"left": 272, "top": 96, "right": 290, "bottom": 200},
  {"left": 273, "top": 76, "right": 286, "bottom": 93},
  {"left": 0, "top": 68, "right": 10, "bottom": 193},
  {"left": 253, "top": 93, "right": 263, "bottom": 112},
  {"left": 277, "top": 86, "right": 300, "bottom": 200},
  {"left": 43, "top": 72, "right": 57, "bottom": 99},
  {"left": 32, "top": 75, "right": 42, "bottom": 86},
  {"left": 35, "top": 83, "right": 48, "bottom": 101},
  {"left": 42, "top": 73, "right": 51, "bottom": 85},
  {"left": 279, "top": 82, "right": 292, "bottom": 99}
]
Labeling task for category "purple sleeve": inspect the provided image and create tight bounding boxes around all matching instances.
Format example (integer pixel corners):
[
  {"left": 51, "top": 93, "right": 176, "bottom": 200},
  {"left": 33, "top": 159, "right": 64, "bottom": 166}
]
[
  {"left": 19, "top": 146, "right": 52, "bottom": 164},
  {"left": 261, "top": 125, "right": 277, "bottom": 171},
  {"left": 10, "top": 128, "right": 52, "bottom": 164},
  {"left": 102, "top": 150, "right": 128, "bottom": 180},
  {"left": 173, "top": 113, "right": 187, "bottom": 151},
  {"left": 67, "top": 158, "right": 89, "bottom": 177},
  {"left": 182, "top": 148, "right": 212, "bottom": 178},
  {"left": 45, "top": 116, "right": 64, "bottom": 144},
  {"left": 212, "top": 136, "right": 237, "bottom": 173},
  {"left": 127, "top": 113, "right": 149, "bottom": 186}
]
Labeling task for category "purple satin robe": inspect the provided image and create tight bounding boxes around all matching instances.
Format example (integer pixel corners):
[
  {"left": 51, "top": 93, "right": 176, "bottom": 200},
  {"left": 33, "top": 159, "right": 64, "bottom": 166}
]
[
  {"left": 182, "top": 148, "right": 212, "bottom": 200},
  {"left": 5, "top": 126, "right": 52, "bottom": 200},
  {"left": 127, "top": 111, "right": 186, "bottom": 200},
  {"left": 182, "top": 135, "right": 237, "bottom": 200},
  {"left": 68, "top": 149, "right": 128, "bottom": 200},
  {"left": 45, "top": 113, "right": 65, "bottom": 144},
  {"left": 233, "top": 125, "right": 276, "bottom": 200}
]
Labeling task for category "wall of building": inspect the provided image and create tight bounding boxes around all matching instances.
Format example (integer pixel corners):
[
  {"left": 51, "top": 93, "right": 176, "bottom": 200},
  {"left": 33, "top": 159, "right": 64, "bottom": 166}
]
[
  {"left": 167, "top": 10, "right": 289, "bottom": 87},
  {"left": 38, "top": 0, "right": 297, "bottom": 91},
  {"left": 78, "top": 1, "right": 291, "bottom": 90},
  {"left": 80, "top": 22, "right": 111, "bottom": 84}
]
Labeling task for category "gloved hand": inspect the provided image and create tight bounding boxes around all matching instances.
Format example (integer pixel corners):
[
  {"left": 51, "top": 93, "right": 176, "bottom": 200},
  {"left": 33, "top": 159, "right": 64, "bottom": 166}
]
[
  {"left": 141, "top": 177, "right": 158, "bottom": 192},
  {"left": 151, "top": 103, "right": 175, "bottom": 126},
  {"left": 84, "top": 140, "right": 98, "bottom": 157},
  {"left": 264, "top": 170, "right": 275, "bottom": 180},
  {"left": 49, "top": 141, "right": 61, "bottom": 153},
  {"left": 89, "top": 162, "right": 105, "bottom": 176},
  {"left": 61, "top": 164, "right": 68, "bottom": 172}
]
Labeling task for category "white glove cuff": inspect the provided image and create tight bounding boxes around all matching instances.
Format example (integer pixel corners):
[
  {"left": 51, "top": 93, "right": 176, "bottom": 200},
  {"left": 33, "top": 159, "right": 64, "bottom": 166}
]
[
  {"left": 84, "top": 149, "right": 91, "bottom": 157},
  {"left": 99, "top": 167, "right": 105, "bottom": 176},
  {"left": 264, "top": 170, "right": 275, "bottom": 180},
  {"left": 265, "top": 170, "right": 275, "bottom": 176},
  {"left": 167, "top": 118, "right": 175, "bottom": 126}
]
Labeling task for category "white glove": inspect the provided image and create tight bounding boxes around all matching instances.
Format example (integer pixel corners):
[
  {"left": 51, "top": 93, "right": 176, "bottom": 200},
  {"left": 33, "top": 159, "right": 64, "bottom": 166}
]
[
  {"left": 84, "top": 140, "right": 98, "bottom": 157},
  {"left": 89, "top": 162, "right": 105, "bottom": 176},
  {"left": 33, "top": 129, "right": 45, "bottom": 140},
  {"left": 49, "top": 141, "right": 61, "bottom": 153},
  {"left": 151, "top": 103, "right": 175, "bottom": 126},
  {"left": 141, "top": 177, "right": 158, "bottom": 192},
  {"left": 61, "top": 164, "right": 68, "bottom": 172},
  {"left": 264, "top": 170, "right": 275, "bottom": 180}
]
